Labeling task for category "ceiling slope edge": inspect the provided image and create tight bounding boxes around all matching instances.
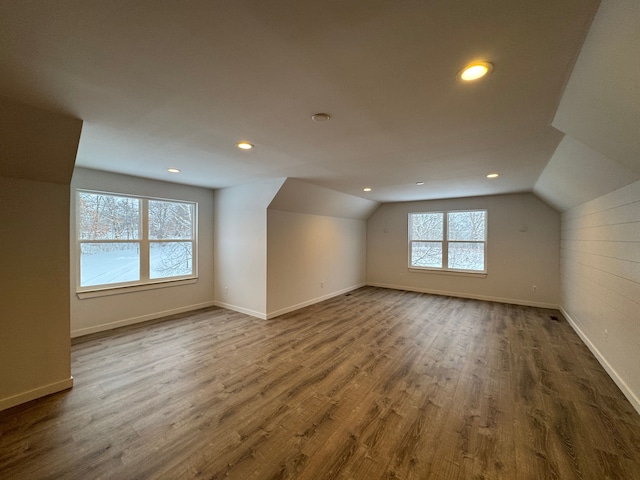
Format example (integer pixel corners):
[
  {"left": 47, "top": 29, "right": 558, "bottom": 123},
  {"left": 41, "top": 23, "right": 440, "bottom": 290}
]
[
  {"left": 0, "top": 97, "right": 82, "bottom": 185},
  {"left": 533, "top": 135, "right": 640, "bottom": 212},
  {"left": 551, "top": 0, "right": 640, "bottom": 176},
  {"left": 268, "top": 178, "right": 380, "bottom": 220}
]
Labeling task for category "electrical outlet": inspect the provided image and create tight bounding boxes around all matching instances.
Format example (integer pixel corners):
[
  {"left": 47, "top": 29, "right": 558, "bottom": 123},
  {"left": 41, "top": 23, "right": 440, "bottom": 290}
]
[
  {"left": 532, "top": 285, "right": 537, "bottom": 292},
  {"left": 224, "top": 286, "right": 228, "bottom": 295},
  {"left": 321, "top": 281, "right": 324, "bottom": 288},
  {"left": 604, "top": 329, "right": 609, "bottom": 341}
]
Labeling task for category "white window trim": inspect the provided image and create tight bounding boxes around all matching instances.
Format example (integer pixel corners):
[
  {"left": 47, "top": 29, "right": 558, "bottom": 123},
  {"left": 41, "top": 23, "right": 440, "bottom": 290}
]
[
  {"left": 76, "top": 189, "right": 198, "bottom": 294},
  {"left": 76, "top": 278, "right": 199, "bottom": 299},
  {"left": 408, "top": 209, "right": 487, "bottom": 274}
]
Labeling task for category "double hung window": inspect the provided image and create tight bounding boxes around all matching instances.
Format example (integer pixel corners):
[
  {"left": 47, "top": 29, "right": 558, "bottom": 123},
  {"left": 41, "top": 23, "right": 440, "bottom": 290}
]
[
  {"left": 409, "top": 210, "right": 487, "bottom": 273},
  {"left": 77, "top": 190, "right": 197, "bottom": 290}
]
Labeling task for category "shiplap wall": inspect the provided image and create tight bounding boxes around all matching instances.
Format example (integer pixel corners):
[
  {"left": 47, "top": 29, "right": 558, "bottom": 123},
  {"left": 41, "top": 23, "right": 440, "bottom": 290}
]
[{"left": 560, "top": 179, "right": 640, "bottom": 413}]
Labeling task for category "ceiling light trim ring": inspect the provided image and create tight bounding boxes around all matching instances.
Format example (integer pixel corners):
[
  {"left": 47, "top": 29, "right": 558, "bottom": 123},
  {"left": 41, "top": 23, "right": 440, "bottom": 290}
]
[{"left": 460, "top": 61, "right": 494, "bottom": 81}]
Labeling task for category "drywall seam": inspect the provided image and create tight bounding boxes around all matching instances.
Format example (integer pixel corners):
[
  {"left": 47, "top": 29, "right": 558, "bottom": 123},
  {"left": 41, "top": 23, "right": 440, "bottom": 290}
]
[
  {"left": 266, "top": 283, "right": 366, "bottom": 319},
  {"left": 71, "top": 301, "right": 216, "bottom": 337},
  {"left": 0, "top": 377, "right": 74, "bottom": 412},
  {"left": 560, "top": 307, "right": 640, "bottom": 415},
  {"left": 367, "top": 283, "right": 559, "bottom": 310}
]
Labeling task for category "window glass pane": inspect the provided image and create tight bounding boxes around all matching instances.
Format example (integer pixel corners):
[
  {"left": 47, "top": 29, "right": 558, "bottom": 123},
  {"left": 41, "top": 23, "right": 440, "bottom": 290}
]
[
  {"left": 149, "top": 200, "right": 194, "bottom": 240},
  {"left": 411, "top": 242, "right": 442, "bottom": 268},
  {"left": 410, "top": 213, "right": 443, "bottom": 240},
  {"left": 78, "top": 192, "right": 140, "bottom": 240},
  {"left": 448, "top": 242, "right": 485, "bottom": 271},
  {"left": 150, "top": 242, "right": 193, "bottom": 279},
  {"left": 447, "top": 211, "right": 485, "bottom": 241},
  {"left": 80, "top": 243, "right": 140, "bottom": 286}
]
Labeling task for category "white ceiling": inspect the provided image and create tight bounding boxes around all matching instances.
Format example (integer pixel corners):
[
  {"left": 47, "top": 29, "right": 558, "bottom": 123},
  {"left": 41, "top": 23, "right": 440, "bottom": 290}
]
[
  {"left": 0, "top": 1, "right": 602, "bottom": 203},
  {"left": 534, "top": 0, "right": 640, "bottom": 212},
  {"left": 552, "top": 0, "right": 640, "bottom": 175},
  {"left": 534, "top": 136, "right": 640, "bottom": 212}
]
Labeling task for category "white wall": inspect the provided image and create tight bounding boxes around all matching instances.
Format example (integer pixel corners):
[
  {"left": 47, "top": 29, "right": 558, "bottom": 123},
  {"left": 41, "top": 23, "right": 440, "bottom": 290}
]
[
  {"left": 213, "top": 179, "right": 285, "bottom": 318},
  {"left": 70, "top": 168, "right": 215, "bottom": 337},
  {"left": 266, "top": 210, "right": 367, "bottom": 317},
  {"left": 560, "top": 179, "right": 640, "bottom": 413},
  {"left": 0, "top": 177, "right": 74, "bottom": 410},
  {"left": 367, "top": 192, "right": 560, "bottom": 307},
  {"left": 1, "top": 99, "right": 80, "bottom": 411}
]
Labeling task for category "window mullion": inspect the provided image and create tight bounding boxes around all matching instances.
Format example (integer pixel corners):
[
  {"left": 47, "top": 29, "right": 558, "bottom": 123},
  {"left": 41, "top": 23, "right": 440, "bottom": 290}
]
[
  {"left": 442, "top": 213, "right": 448, "bottom": 269},
  {"left": 140, "top": 199, "right": 150, "bottom": 281},
  {"left": 408, "top": 209, "right": 486, "bottom": 273}
]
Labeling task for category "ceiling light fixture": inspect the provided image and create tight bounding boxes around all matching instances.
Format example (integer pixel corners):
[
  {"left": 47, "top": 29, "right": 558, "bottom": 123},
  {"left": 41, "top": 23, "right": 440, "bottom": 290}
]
[
  {"left": 236, "top": 142, "right": 254, "bottom": 150},
  {"left": 363, "top": 187, "right": 372, "bottom": 192},
  {"left": 416, "top": 181, "right": 424, "bottom": 186},
  {"left": 486, "top": 173, "right": 500, "bottom": 178},
  {"left": 460, "top": 62, "right": 493, "bottom": 81},
  {"left": 167, "top": 168, "right": 181, "bottom": 173},
  {"left": 311, "top": 113, "right": 331, "bottom": 122}
]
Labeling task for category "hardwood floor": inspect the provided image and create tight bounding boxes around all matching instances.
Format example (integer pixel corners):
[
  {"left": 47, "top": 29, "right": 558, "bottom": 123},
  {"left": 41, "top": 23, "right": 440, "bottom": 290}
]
[{"left": 1, "top": 287, "right": 639, "bottom": 479}]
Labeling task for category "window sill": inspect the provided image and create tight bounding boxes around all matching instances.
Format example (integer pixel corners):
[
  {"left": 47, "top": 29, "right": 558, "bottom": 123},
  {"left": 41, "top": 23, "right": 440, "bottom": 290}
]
[
  {"left": 76, "top": 277, "right": 198, "bottom": 299},
  {"left": 408, "top": 268, "right": 487, "bottom": 278}
]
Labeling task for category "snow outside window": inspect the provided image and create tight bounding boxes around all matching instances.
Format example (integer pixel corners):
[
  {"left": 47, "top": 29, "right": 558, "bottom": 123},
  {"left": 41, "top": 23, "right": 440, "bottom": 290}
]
[
  {"left": 409, "top": 210, "right": 486, "bottom": 273},
  {"left": 77, "top": 190, "right": 197, "bottom": 290}
]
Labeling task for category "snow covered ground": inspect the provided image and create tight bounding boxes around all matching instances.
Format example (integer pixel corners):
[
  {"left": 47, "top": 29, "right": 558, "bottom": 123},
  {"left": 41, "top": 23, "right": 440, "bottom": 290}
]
[
  {"left": 80, "top": 244, "right": 193, "bottom": 287},
  {"left": 80, "top": 247, "right": 139, "bottom": 287}
]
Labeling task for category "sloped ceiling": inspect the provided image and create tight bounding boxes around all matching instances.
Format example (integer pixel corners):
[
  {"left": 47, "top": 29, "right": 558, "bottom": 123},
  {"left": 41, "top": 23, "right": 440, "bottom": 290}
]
[
  {"left": 268, "top": 178, "right": 379, "bottom": 220},
  {"left": 553, "top": 0, "right": 640, "bottom": 173},
  {"left": 534, "top": 136, "right": 640, "bottom": 212},
  {"left": 0, "top": 0, "right": 600, "bottom": 203},
  {"left": 0, "top": 98, "right": 82, "bottom": 185},
  {"left": 536, "top": 0, "right": 640, "bottom": 212}
]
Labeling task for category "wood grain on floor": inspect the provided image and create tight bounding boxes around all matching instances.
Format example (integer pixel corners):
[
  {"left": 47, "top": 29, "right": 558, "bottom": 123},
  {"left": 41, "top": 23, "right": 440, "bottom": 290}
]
[{"left": 1, "top": 287, "right": 639, "bottom": 479}]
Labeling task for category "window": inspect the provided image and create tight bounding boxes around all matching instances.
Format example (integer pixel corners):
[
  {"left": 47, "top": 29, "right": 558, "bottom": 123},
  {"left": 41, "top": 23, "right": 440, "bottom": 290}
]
[
  {"left": 409, "top": 210, "right": 486, "bottom": 273},
  {"left": 77, "top": 190, "right": 197, "bottom": 290}
]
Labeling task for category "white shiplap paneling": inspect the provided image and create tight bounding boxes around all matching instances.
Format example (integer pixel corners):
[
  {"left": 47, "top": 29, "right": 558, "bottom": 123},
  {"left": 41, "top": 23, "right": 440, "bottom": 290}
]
[{"left": 561, "top": 180, "right": 640, "bottom": 413}]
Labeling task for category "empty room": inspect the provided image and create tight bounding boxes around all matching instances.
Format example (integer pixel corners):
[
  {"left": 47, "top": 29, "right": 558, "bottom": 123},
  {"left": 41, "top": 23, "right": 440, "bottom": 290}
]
[{"left": 1, "top": 1, "right": 639, "bottom": 479}]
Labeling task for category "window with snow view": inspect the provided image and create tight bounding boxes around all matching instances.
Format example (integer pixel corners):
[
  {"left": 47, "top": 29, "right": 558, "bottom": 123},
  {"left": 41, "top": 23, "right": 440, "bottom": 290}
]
[
  {"left": 409, "top": 210, "right": 486, "bottom": 273},
  {"left": 77, "top": 191, "right": 196, "bottom": 290}
]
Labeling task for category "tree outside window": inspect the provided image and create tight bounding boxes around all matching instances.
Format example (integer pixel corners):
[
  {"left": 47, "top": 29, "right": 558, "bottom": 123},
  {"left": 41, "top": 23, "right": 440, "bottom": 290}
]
[
  {"left": 77, "top": 191, "right": 196, "bottom": 290},
  {"left": 409, "top": 210, "right": 486, "bottom": 273}
]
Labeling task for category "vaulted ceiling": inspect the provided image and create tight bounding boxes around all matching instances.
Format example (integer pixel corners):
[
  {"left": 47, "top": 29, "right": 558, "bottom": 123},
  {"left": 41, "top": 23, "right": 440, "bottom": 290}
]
[{"left": 2, "top": 0, "right": 637, "bottom": 208}]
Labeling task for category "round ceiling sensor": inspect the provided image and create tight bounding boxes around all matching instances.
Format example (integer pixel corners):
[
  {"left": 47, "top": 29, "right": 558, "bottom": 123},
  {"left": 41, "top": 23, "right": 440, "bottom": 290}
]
[{"left": 311, "top": 113, "right": 331, "bottom": 122}]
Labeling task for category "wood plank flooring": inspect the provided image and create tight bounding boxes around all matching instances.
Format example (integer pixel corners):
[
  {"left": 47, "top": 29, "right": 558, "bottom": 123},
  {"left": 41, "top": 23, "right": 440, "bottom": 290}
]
[{"left": 1, "top": 287, "right": 640, "bottom": 479}]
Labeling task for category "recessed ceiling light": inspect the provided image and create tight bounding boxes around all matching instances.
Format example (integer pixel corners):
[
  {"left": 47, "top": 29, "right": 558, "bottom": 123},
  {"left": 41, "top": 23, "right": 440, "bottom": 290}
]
[
  {"left": 416, "top": 181, "right": 424, "bottom": 186},
  {"left": 460, "top": 62, "right": 493, "bottom": 81},
  {"left": 167, "top": 168, "right": 180, "bottom": 173},
  {"left": 363, "top": 187, "right": 372, "bottom": 192},
  {"left": 311, "top": 113, "right": 331, "bottom": 122},
  {"left": 486, "top": 173, "right": 500, "bottom": 178},
  {"left": 236, "top": 142, "right": 254, "bottom": 150}
]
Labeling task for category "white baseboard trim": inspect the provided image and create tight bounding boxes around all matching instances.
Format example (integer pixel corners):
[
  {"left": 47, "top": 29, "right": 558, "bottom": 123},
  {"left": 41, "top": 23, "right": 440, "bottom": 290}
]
[
  {"left": 71, "top": 301, "right": 217, "bottom": 337},
  {"left": 0, "top": 377, "right": 74, "bottom": 412},
  {"left": 212, "top": 301, "right": 267, "bottom": 320},
  {"left": 560, "top": 307, "right": 640, "bottom": 415},
  {"left": 367, "top": 283, "right": 559, "bottom": 309},
  {"left": 266, "top": 283, "right": 366, "bottom": 319}
]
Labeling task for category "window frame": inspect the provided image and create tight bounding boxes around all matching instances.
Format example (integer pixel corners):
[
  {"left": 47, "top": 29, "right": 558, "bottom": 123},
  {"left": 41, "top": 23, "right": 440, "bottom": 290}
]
[
  {"left": 408, "top": 209, "right": 487, "bottom": 275},
  {"left": 76, "top": 189, "right": 198, "bottom": 295}
]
